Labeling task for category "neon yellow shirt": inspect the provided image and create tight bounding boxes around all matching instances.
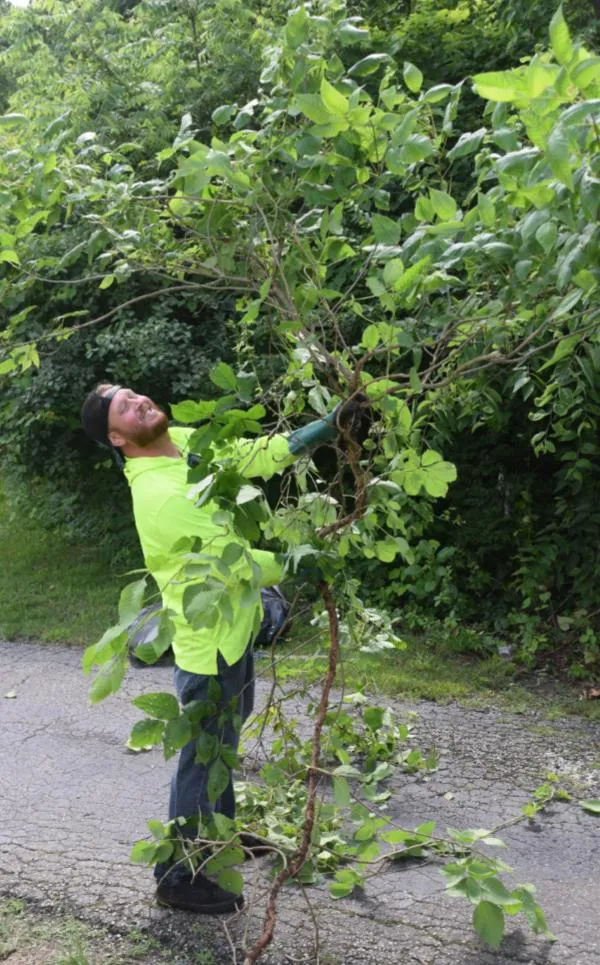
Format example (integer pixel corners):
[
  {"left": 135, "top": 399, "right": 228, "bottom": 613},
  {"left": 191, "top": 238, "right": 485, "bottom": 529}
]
[{"left": 124, "top": 427, "right": 295, "bottom": 674}]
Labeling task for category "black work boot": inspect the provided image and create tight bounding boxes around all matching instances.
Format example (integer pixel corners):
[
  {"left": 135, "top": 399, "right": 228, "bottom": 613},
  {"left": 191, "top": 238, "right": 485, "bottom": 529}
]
[{"left": 155, "top": 872, "right": 244, "bottom": 914}]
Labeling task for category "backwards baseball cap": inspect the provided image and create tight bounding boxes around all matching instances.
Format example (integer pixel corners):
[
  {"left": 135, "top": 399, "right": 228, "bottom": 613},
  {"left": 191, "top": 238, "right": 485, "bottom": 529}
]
[{"left": 80, "top": 384, "right": 122, "bottom": 448}]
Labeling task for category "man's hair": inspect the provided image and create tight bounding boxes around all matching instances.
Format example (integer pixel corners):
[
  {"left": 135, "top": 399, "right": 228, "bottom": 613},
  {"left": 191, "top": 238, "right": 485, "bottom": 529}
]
[{"left": 80, "top": 383, "right": 122, "bottom": 447}]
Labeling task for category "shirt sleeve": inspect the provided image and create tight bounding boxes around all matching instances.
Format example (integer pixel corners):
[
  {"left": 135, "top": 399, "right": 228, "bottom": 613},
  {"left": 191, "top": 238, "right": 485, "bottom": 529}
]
[{"left": 216, "top": 433, "right": 296, "bottom": 479}]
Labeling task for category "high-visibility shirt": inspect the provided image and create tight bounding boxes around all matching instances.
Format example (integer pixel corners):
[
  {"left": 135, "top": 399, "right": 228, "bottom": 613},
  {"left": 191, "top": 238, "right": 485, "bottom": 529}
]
[{"left": 124, "top": 426, "right": 295, "bottom": 674}]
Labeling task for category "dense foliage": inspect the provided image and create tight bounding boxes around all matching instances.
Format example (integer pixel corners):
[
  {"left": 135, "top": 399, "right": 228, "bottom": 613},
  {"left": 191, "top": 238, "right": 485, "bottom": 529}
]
[{"left": 1, "top": 0, "right": 600, "bottom": 670}]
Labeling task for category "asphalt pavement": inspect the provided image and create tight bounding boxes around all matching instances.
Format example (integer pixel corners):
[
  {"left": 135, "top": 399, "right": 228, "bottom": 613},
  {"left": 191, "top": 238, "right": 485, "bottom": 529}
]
[{"left": 1, "top": 640, "right": 599, "bottom": 965}]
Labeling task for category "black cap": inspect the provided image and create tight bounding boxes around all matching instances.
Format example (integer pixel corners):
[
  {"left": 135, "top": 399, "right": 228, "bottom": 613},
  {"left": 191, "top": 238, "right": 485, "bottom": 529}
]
[{"left": 80, "top": 384, "right": 122, "bottom": 447}]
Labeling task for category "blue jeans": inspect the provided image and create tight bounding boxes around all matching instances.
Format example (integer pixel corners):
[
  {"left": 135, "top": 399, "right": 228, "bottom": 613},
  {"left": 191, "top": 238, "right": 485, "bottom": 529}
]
[{"left": 154, "top": 646, "right": 255, "bottom": 884}]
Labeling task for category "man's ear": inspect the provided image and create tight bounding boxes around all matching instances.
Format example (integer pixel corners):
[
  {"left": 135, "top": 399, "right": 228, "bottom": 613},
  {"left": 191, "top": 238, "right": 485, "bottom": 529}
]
[{"left": 108, "top": 429, "right": 127, "bottom": 448}]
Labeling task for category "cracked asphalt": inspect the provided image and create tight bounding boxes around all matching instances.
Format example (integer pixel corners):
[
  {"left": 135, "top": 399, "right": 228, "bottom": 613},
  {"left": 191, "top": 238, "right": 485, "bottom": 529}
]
[{"left": 1, "top": 640, "right": 599, "bottom": 965}]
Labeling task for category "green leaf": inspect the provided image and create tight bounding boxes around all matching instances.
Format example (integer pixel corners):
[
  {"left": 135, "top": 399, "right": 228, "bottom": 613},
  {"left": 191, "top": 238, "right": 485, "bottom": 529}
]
[
  {"left": 423, "top": 84, "right": 453, "bottom": 103},
  {"left": 222, "top": 542, "right": 243, "bottom": 566},
  {"left": 473, "top": 900, "right": 505, "bottom": 949},
  {"left": 398, "top": 134, "right": 434, "bottom": 165},
  {"left": 383, "top": 258, "right": 404, "bottom": 287},
  {"left": 210, "top": 362, "right": 238, "bottom": 392},
  {"left": 546, "top": 126, "right": 573, "bottom": 190},
  {"left": 572, "top": 57, "right": 600, "bottom": 91},
  {"left": 133, "top": 692, "right": 180, "bottom": 720},
  {"left": 472, "top": 71, "right": 525, "bottom": 102},
  {"left": 430, "top": 189, "right": 457, "bottom": 221},
  {"left": 447, "top": 128, "right": 486, "bottom": 160},
  {"left": 99, "top": 274, "right": 115, "bottom": 290},
  {"left": 163, "top": 715, "right": 193, "bottom": 759},
  {"left": 372, "top": 214, "right": 401, "bottom": 245},
  {"left": 539, "top": 333, "right": 580, "bottom": 371},
  {"left": 421, "top": 450, "right": 457, "bottom": 498},
  {"left": 90, "top": 653, "right": 127, "bottom": 704},
  {"left": 320, "top": 78, "right": 349, "bottom": 116},
  {"left": 207, "top": 758, "right": 230, "bottom": 804},
  {"left": 295, "top": 94, "right": 334, "bottom": 125},
  {"left": 236, "top": 484, "right": 262, "bottom": 505},
  {"left": 348, "top": 53, "right": 390, "bottom": 77},
  {"left": 170, "top": 399, "right": 216, "bottom": 423},
  {"left": 535, "top": 222, "right": 557, "bottom": 253},
  {"left": 333, "top": 777, "right": 351, "bottom": 807},
  {"left": 549, "top": 6, "right": 573, "bottom": 66},
  {"left": 216, "top": 868, "right": 244, "bottom": 894},
  {"left": 0, "top": 113, "right": 28, "bottom": 128},
  {"left": 127, "top": 718, "right": 165, "bottom": 750},
  {"left": 118, "top": 578, "right": 147, "bottom": 627},
  {"left": 361, "top": 324, "right": 381, "bottom": 351},
  {"left": 403, "top": 62, "right": 423, "bottom": 94},
  {"left": 580, "top": 799, "right": 600, "bottom": 814},
  {"left": 0, "top": 251, "right": 20, "bottom": 265}
]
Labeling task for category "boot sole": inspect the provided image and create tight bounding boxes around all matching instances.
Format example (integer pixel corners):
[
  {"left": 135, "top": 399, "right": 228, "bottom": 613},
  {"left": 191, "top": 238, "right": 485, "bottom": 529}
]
[{"left": 156, "top": 894, "right": 244, "bottom": 915}]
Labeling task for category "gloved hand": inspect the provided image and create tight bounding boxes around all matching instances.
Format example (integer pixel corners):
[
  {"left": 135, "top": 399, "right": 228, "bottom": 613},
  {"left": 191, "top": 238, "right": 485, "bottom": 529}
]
[{"left": 333, "top": 392, "right": 373, "bottom": 445}]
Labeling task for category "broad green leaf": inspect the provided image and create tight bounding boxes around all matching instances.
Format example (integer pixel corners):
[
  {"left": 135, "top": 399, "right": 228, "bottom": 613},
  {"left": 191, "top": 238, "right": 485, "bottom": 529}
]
[
  {"left": 163, "top": 715, "right": 193, "bottom": 758},
  {"left": 372, "top": 214, "right": 401, "bottom": 245},
  {"left": 118, "top": 578, "right": 147, "bottom": 627},
  {"left": 130, "top": 840, "right": 159, "bottom": 865},
  {"left": 170, "top": 399, "right": 216, "bottom": 423},
  {"left": 472, "top": 70, "right": 525, "bottom": 102},
  {"left": 236, "top": 484, "right": 262, "bottom": 505},
  {"left": 423, "top": 84, "right": 453, "bottom": 103},
  {"left": 295, "top": 94, "right": 333, "bottom": 125},
  {"left": 546, "top": 127, "right": 573, "bottom": 189},
  {"left": 207, "top": 758, "right": 230, "bottom": 804},
  {"left": 535, "top": 222, "right": 557, "bottom": 253},
  {"left": 333, "top": 777, "right": 351, "bottom": 807},
  {"left": 99, "top": 274, "right": 115, "bottom": 290},
  {"left": 403, "top": 62, "right": 423, "bottom": 94},
  {"left": 572, "top": 57, "right": 600, "bottom": 91},
  {"left": 421, "top": 450, "right": 457, "bottom": 497},
  {"left": 361, "top": 324, "right": 381, "bottom": 351},
  {"left": 383, "top": 259, "right": 404, "bottom": 287},
  {"left": 539, "top": 333, "right": 580, "bottom": 371},
  {"left": 320, "top": 78, "right": 349, "bottom": 116},
  {"left": 127, "top": 718, "right": 165, "bottom": 750},
  {"left": 581, "top": 799, "right": 600, "bottom": 814},
  {"left": 549, "top": 6, "right": 573, "bottom": 66},
  {"left": 348, "top": 53, "right": 390, "bottom": 77},
  {"left": 90, "top": 653, "right": 127, "bottom": 704},
  {"left": 210, "top": 362, "right": 237, "bottom": 392},
  {"left": 0, "top": 251, "right": 20, "bottom": 265},
  {"left": 473, "top": 901, "right": 505, "bottom": 949},
  {"left": 0, "top": 113, "right": 28, "bottom": 128},
  {"left": 447, "top": 128, "right": 486, "bottom": 160},
  {"left": 222, "top": 542, "right": 243, "bottom": 566},
  {"left": 430, "top": 189, "right": 457, "bottom": 221},
  {"left": 217, "top": 869, "right": 244, "bottom": 894},
  {"left": 133, "top": 692, "right": 180, "bottom": 720},
  {"left": 398, "top": 134, "right": 434, "bottom": 165}
]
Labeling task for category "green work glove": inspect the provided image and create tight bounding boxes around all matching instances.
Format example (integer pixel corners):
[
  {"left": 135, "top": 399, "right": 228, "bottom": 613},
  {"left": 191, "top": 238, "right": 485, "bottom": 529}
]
[{"left": 287, "top": 393, "right": 372, "bottom": 455}]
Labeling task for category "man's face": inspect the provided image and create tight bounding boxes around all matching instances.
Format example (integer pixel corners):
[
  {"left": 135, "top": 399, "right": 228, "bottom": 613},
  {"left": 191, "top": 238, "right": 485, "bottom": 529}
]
[{"left": 102, "top": 386, "right": 169, "bottom": 449}]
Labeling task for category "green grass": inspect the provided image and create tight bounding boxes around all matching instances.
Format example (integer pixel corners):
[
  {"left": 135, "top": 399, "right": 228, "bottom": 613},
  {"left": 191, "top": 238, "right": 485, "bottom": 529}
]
[
  {"left": 0, "top": 898, "right": 169, "bottom": 964},
  {"left": 1, "top": 488, "right": 597, "bottom": 722},
  {"left": 0, "top": 491, "right": 136, "bottom": 646},
  {"left": 268, "top": 623, "right": 600, "bottom": 722}
]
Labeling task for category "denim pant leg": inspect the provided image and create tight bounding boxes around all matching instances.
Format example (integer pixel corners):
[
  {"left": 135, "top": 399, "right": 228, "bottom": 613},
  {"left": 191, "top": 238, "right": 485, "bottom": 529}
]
[{"left": 154, "top": 646, "right": 254, "bottom": 884}]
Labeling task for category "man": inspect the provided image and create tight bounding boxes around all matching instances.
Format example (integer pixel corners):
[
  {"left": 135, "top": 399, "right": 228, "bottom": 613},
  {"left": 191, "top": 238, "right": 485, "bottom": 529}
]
[{"left": 81, "top": 382, "right": 367, "bottom": 915}]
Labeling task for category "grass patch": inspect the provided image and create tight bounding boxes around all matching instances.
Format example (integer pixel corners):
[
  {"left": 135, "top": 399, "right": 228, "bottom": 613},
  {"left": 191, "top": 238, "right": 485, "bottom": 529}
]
[
  {"left": 0, "top": 491, "right": 140, "bottom": 647},
  {"left": 266, "top": 619, "right": 600, "bottom": 722},
  {"left": 0, "top": 897, "right": 167, "bottom": 964}
]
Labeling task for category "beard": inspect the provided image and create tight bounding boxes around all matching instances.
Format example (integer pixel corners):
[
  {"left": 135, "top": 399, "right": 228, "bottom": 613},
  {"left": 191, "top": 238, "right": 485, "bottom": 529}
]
[{"left": 127, "top": 405, "right": 169, "bottom": 448}]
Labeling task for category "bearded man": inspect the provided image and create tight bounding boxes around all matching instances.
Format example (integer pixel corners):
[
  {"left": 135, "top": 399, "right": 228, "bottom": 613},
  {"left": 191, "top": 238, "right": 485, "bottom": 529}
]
[{"left": 81, "top": 382, "right": 368, "bottom": 915}]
